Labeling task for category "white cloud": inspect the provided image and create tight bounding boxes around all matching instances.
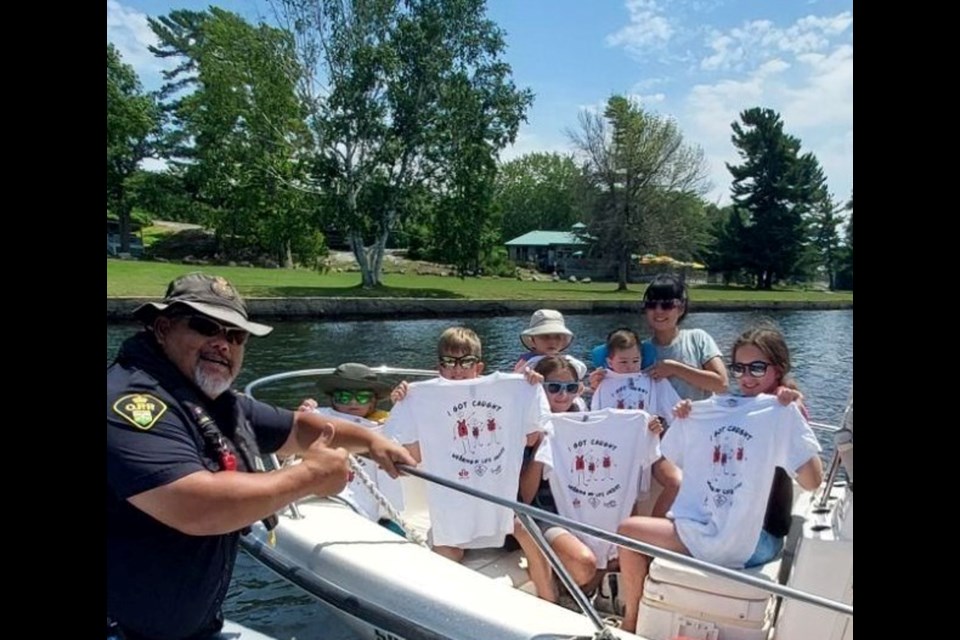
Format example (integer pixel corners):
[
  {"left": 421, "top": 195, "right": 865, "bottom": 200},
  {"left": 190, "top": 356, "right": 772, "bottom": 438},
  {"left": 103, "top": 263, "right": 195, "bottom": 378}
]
[
  {"left": 696, "top": 12, "right": 851, "bottom": 71},
  {"left": 606, "top": 0, "right": 674, "bottom": 55},
  {"left": 620, "top": 9, "right": 852, "bottom": 204},
  {"left": 499, "top": 130, "right": 572, "bottom": 163},
  {"left": 106, "top": 0, "right": 176, "bottom": 91},
  {"left": 780, "top": 45, "right": 852, "bottom": 128}
]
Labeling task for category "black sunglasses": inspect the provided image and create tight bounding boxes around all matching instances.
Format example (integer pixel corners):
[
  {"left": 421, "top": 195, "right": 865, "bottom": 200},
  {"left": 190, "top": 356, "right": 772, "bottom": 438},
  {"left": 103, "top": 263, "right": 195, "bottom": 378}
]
[
  {"left": 543, "top": 381, "right": 580, "bottom": 395},
  {"left": 438, "top": 354, "right": 480, "bottom": 369},
  {"left": 184, "top": 315, "right": 249, "bottom": 346},
  {"left": 643, "top": 299, "right": 682, "bottom": 311},
  {"left": 730, "top": 361, "right": 771, "bottom": 378}
]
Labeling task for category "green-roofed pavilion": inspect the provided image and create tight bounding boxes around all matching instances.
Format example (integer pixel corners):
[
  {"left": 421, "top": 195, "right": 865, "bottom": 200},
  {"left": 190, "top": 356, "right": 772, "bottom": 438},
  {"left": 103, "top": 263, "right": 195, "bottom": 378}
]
[{"left": 504, "top": 224, "right": 588, "bottom": 272}]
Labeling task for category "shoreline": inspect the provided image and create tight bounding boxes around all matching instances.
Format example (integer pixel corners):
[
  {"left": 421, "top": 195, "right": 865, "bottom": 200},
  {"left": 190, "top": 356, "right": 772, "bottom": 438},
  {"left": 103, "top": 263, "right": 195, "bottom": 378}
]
[{"left": 107, "top": 297, "right": 853, "bottom": 323}]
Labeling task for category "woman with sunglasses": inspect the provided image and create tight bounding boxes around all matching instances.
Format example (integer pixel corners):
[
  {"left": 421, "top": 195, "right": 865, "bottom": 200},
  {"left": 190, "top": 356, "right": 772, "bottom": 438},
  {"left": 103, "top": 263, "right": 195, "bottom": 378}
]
[
  {"left": 615, "top": 324, "right": 819, "bottom": 634},
  {"left": 640, "top": 274, "right": 728, "bottom": 402}
]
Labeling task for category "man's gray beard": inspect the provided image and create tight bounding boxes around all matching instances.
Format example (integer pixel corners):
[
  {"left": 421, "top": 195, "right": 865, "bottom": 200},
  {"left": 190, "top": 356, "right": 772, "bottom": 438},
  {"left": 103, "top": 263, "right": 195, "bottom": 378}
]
[{"left": 194, "top": 365, "right": 235, "bottom": 399}]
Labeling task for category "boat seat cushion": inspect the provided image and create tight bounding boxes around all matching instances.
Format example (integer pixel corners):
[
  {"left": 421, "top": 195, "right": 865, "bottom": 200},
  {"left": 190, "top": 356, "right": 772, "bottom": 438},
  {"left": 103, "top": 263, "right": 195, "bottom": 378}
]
[{"left": 648, "top": 556, "right": 782, "bottom": 601}]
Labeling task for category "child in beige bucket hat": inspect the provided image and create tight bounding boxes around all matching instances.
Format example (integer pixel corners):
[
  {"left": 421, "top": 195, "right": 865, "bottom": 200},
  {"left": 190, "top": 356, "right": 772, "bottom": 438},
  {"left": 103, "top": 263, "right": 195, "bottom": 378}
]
[{"left": 515, "top": 309, "right": 588, "bottom": 380}]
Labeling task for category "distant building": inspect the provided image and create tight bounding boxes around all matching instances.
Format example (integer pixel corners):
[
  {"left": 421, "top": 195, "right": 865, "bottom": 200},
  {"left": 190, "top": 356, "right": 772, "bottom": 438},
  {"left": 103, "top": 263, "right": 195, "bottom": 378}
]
[
  {"left": 107, "top": 218, "right": 145, "bottom": 257},
  {"left": 504, "top": 223, "right": 588, "bottom": 273}
]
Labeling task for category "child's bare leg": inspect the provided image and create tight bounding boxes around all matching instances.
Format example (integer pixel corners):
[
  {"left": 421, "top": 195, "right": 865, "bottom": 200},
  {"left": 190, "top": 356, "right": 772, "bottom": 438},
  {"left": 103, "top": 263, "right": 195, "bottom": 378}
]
[
  {"left": 616, "top": 516, "right": 688, "bottom": 633},
  {"left": 514, "top": 519, "right": 557, "bottom": 601},
  {"left": 433, "top": 545, "right": 465, "bottom": 563},
  {"left": 651, "top": 457, "right": 681, "bottom": 518},
  {"left": 549, "top": 530, "right": 597, "bottom": 589}
]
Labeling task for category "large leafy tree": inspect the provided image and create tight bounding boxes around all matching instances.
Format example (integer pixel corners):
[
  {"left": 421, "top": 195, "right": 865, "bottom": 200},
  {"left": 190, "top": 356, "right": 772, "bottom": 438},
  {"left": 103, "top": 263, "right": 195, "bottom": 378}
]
[
  {"left": 271, "top": 0, "right": 532, "bottom": 286},
  {"left": 107, "top": 43, "right": 159, "bottom": 253},
  {"left": 570, "top": 95, "right": 710, "bottom": 290},
  {"left": 727, "top": 107, "right": 825, "bottom": 289},
  {"left": 149, "top": 8, "right": 317, "bottom": 265},
  {"left": 493, "top": 152, "right": 586, "bottom": 241}
]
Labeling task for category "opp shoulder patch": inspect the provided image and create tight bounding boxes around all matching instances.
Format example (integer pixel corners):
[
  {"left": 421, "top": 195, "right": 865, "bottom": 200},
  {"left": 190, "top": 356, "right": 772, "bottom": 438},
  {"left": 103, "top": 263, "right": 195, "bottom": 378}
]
[{"left": 112, "top": 393, "right": 169, "bottom": 430}]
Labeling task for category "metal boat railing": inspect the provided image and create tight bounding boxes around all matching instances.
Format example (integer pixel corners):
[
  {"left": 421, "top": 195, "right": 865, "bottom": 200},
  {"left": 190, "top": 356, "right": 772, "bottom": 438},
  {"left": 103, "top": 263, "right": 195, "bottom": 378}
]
[
  {"left": 245, "top": 367, "right": 853, "bottom": 632},
  {"left": 396, "top": 463, "right": 853, "bottom": 618}
]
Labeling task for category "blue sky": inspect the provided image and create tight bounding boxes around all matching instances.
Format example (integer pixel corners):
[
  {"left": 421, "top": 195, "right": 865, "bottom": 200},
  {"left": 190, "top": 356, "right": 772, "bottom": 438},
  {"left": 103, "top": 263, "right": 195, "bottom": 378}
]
[{"left": 107, "top": 0, "right": 853, "bottom": 207}]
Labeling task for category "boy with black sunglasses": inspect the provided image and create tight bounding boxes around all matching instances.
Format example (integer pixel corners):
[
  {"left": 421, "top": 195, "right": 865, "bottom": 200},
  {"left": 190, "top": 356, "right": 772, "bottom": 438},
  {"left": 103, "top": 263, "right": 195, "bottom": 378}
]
[{"left": 385, "top": 326, "right": 551, "bottom": 563}]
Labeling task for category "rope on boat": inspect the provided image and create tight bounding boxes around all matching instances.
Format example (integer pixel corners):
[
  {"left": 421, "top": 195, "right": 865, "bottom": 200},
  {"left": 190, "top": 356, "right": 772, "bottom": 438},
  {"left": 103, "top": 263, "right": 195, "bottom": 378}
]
[{"left": 348, "top": 455, "right": 429, "bottom": 548}]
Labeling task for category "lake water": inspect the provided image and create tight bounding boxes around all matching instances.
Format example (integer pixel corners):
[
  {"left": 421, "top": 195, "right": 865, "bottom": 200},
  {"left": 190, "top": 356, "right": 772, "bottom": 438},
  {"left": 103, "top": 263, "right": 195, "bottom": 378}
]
[{"left": 106, "top": 309, "right": 853, "bottom": 639}]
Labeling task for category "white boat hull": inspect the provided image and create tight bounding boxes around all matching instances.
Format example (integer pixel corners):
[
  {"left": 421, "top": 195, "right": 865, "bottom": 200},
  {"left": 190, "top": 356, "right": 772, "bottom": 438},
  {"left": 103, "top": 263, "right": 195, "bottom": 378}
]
[{"left": 241, "top": 491, "right": 635, "bottom": 640}]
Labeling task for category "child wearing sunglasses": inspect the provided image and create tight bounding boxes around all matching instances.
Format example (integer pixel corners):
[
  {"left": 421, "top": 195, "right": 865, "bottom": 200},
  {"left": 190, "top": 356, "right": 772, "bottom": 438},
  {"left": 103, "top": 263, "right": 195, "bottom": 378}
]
[
  {"left": 512, "top": 356, "right": 596, "bottom": 603},
  {"left": 591, "top": 328, "right": 682, "bottom": 518},
  {"left": 385, "top": 327, "right": 550, "bottom": 563},
  {"left": 298, "top": 362, "right": 393, "bottom": 422},
  {"left": 297, "top": 363, "right": 405, "bottom": 534},
  {"left": 615, "top": 325, "right": 819, "bottom": 634},
  {"left": 516, "top": 356, "right": 663, "bottom": 606}
]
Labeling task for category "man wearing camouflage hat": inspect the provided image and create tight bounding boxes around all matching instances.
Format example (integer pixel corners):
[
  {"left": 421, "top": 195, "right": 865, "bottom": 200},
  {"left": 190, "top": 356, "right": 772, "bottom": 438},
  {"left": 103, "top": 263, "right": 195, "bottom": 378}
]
[{"left": 106, "top": 272, "right": 415, "bottom": 639}]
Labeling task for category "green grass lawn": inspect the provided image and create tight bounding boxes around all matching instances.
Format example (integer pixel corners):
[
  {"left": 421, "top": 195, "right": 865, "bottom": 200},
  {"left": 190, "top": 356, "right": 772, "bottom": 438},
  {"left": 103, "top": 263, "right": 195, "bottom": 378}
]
[{"left": 107, "top": 259, "right": 853, "bottom": 302}]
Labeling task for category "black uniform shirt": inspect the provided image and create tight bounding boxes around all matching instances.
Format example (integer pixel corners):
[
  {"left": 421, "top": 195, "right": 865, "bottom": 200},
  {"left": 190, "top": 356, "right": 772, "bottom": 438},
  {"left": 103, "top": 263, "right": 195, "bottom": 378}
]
[{"left": 106, "top": 333, "right": 293, "bottom": 639}]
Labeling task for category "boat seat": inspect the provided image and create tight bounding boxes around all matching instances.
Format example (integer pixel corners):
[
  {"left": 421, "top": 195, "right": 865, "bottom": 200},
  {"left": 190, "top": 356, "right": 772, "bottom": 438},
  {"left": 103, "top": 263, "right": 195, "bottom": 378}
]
[
  {"left": 635, "top": 557, "right": 781, "bottom": 640},
  {"left": 648, "top": 556, "right": 782, "bottom": 601}
]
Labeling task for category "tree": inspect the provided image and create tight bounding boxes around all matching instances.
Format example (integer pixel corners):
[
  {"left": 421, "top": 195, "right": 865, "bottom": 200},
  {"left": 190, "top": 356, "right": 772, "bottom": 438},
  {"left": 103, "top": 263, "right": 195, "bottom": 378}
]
[
  {"left": 727, "top": 107, "right": 825, "bottom": 289},
  {"left": 570, "top": 95, "right": 710, "bottom": 290},
  {"left": 807, "top": 191, "right": 844, "bottom": 289},
  {"left": 493, "top": 152, "right": 586, "bottom": 241},
  {"left": 271, "top": 0, "right": 532, "bottom": 286},
  {"left": 149, "top": 8, "right": 318, "bottom": 266},
  {"left": 703, "top": 203, "right": 748, "bottom": 284},
  {"left": 107, "top": 43, "right": 158, "bottom": 253},
  {"left": 126, "top": 169, "right": 197, "bottom": 223},
  {"left": 835, "top": 191, "right": 853, "bottom": 290}
]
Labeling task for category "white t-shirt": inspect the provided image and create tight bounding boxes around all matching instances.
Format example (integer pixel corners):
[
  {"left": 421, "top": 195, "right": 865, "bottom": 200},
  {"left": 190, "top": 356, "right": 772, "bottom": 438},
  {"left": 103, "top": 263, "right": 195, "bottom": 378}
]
[
  {"left": 663, "top": 394, "right": 821, "bottom": 567},
  {"left": 536, "top": 409, "right": 661, "bottom": 568},
  {"left": 590, "top": 370, "right": 681, "bottom": 419},
  {"left": 311, "top": 407, "right": 404, "bottom": 522},
  {"left": 385, "top": 372, "right": 553, "bottom": 548}
]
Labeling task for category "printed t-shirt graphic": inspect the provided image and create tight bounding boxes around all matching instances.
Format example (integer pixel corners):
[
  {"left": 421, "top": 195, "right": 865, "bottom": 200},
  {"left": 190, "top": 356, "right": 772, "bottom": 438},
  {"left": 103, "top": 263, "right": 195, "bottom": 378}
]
[
  {"left": 385, "top": 372, "right": 552, "bottom": 548},
  {"left": 536, "top": 408, "right": 660, "bottom": 568},
  {"left": 590, "top": 370, "right": 682, "bottom": 414},
  {"left": 312, "top": 407, "right": 404, "bottom": 522},
  {"left": 663, "top": 394, "right": 821, "bottom": 567}
]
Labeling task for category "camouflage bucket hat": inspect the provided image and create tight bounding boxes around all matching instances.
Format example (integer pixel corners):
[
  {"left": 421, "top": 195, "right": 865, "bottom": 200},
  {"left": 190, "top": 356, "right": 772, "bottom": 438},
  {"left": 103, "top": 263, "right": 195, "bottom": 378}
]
[{"left": 132, "top": 272, "right": 273, "bottom": 337}]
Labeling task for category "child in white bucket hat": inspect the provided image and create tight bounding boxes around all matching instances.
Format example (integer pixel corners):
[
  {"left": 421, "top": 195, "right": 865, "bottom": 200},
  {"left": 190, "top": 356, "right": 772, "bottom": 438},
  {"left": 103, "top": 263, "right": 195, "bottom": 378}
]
[{"left": 514, "top": 309, "right": 588, "bottom": 380}]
